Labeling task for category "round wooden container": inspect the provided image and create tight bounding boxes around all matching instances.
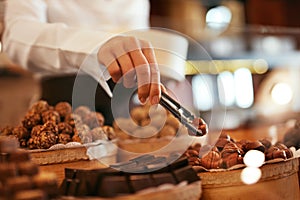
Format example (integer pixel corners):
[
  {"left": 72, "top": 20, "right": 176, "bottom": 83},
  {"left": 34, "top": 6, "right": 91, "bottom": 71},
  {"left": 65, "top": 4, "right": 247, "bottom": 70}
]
[
  {"left": 29, "top": 141, "right": 117, "bottom": 186},
  {"left": 198, "top": 158, "right": 299, "bottom": 200}
]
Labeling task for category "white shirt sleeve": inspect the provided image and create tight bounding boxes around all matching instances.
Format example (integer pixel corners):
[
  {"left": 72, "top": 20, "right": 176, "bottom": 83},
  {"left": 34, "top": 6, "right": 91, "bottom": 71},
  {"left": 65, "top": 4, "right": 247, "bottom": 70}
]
[{"left": 2, "top": 0, "right": 149, "bottom": 97}]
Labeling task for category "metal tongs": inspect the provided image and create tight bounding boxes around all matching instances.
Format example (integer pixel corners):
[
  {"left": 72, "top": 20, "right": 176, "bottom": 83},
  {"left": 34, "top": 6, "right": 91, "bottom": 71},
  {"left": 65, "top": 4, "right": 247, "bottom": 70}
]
[{"left": 159, "top": 91, "right": 207, "bottom": 137}]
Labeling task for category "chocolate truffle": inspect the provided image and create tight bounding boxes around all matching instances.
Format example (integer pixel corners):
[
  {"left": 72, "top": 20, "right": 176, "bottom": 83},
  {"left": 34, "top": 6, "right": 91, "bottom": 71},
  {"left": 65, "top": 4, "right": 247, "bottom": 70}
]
[
  {"left": 41, "top": 110, "right": 60, "bottom": 124},
  {"left": 54, "top": 102, "right": 72, "bottom": 120}
]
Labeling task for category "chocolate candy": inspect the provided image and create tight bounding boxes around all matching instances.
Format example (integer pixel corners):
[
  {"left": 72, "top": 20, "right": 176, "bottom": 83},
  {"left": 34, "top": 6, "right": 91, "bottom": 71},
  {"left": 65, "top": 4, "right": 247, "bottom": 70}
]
[{"left": 54, "top": 102, "right": 72, "bottom": 120}]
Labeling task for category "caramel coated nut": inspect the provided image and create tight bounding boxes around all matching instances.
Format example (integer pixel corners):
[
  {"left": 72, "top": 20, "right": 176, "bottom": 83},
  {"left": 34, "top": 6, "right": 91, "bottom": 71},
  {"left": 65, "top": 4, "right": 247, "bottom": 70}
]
[{"left": 54, "top": 102, "right": 72, "bottom": 119}]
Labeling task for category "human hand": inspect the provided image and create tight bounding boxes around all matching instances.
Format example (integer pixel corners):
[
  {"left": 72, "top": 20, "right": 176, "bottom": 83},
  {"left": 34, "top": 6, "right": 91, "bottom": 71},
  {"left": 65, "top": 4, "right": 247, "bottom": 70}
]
[{"left": 98, "top": 36, "right": 161, "bottom": 105}]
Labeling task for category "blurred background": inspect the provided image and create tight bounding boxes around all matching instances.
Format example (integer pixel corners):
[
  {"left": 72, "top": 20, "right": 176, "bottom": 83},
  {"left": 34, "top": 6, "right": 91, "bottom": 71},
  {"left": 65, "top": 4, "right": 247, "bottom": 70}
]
[
  {"left": 1, "top": 0, "right": 300, "bottom": 133},
  {"left": 149, "top": 0, "right": 300, "bottom": 131}
]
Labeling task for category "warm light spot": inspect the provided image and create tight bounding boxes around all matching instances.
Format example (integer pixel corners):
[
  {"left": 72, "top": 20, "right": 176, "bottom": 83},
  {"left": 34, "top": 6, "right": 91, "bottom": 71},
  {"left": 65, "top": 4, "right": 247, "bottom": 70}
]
[
  {"left": 253, "top": 59, "right": 269, "bottom": 74},
  {"left": 243, "top": 150, "right": 265, "bottom": 168},
  {"left": 217, "top": 71, "right": 235, "bottom": 106},
  {"left": 192, "top": 75, "right": 214, "bottom": 111},
  {"left": 241, "top": 167, "right": 262, "bottom": 185},
  {"left": 206, "top": 6, "right": 232, "bottom": 30},
  {"left": 271, "top": 83, "right": 293, "bottom": 105},
  {"left": 234, "top": 68, "right": 254, "bottom": 108}
]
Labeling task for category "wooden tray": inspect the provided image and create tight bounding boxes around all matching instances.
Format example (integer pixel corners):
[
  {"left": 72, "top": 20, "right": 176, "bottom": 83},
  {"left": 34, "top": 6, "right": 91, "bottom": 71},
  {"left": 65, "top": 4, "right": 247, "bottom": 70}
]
[{"left": 29, "top": 141, "right": 117, "bottom": 186}]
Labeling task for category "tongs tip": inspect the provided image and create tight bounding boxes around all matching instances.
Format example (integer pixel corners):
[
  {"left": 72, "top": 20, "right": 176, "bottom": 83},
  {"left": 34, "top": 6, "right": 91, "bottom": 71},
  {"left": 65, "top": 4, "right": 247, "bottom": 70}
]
[{"left": 159, "top": 91, "right": 208, "bottom": 137}]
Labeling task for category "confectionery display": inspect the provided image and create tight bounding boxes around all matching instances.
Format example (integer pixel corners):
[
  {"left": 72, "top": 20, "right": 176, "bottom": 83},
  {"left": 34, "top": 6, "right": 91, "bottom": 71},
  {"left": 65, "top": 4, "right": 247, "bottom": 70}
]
[
  {"left": 185, "top": 132, "right": 293, "bottom": 170},
  {"left": 0, "top": 136, "right": 59, "bottom": 200},
  {"left": 113, "top": 103, "right": 185, "bottom": 140},
  {"left": 0, "top": 101, "right": 116, "bottom": 150}
]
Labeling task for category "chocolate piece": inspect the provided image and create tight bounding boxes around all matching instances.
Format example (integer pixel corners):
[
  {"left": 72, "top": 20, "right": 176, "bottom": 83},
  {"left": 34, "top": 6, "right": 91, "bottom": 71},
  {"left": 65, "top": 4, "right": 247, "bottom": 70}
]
[
  {"left": 39, "top": 121, "right": 58, "bottom": 135},
  {"left": 172, "top": 165, "right": 200, "bottom": 184},
  {"left": 41, "top": 110, "right": 60, "bottom": 124},
  {"left": 54, "top": 102, "right": 72, "bottom": 120},
  {"left": 58, "top": 133, "right": 72, "bottom": 144},
  {"left": 73, "top": 106, "right": 91, "bottom": 119},
  {"left": 31, "top": 125, "right": 43, "bottom": 137},
  {"left": 152, "top": 173, "right": 177, "bottom": 186},
  {"left": 29, "top": 131, "right": 57, "bottom": 149},
  {"left": 22, "top": 111, "right": 42, "bottom": 129},
  {"left": 221, "top": 153, "right": 243, "bottom": 168},
  {"left": 244, "top": 141, "right": 265, "bottom": 153},
  {"left": 201, "top": 150, "right": 221, "bottom": 169},
  {"left": 221, "top": 142, "right": 244, "bottom": 158},
  {"left": 259, "top": 138, "right": 272, "bottom": 150},
  {"left": 188, "top": 117, "right": 208, "bottom": 136},
  {"left": 129, "top": 174, "right": 154, "bottom": 192},
  {"left": 64, "top": 113, "right": 83, "bottom": 128},
  {"left": 12, "top": 126, "right": 30, "bottom": 140},
  {"left": 17, "top": 162, "right": 39, "bottom": 176},
  {"left": 97, "top": 175, "right": 131, "bottom": 197},
  {"left": 72, "top": 124, "right": 91, "bottom": 144},
  {"left": 57, "top": 122, "right": 73, "bottom": 135},
  {"left": 265, "top": 143, "right": 293, "bottom": 160},
  {"left": 29, "top": 101, "right": 50, "bottom": 114},
  {"left": 215, "top": 138, "right": 231, "bottom": 151}
]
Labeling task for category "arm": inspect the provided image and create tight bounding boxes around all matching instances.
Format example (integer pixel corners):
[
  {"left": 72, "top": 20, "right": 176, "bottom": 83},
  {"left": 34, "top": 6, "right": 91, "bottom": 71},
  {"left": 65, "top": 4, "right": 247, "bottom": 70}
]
[
  {"left": 2, "top": 0, "right": 115, "bottom": 96},
  {"left": 2, "top": 0, "right": 160, "bottom": 103}
]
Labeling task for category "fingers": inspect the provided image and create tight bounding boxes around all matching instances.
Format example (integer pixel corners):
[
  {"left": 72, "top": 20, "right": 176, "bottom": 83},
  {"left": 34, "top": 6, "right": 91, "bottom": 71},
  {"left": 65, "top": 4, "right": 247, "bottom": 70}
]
[
  {"left": 98, "top": 36, "right": 161, "bottom": 105},
  {"left": 141, "top": 45, "right": 161, "bottom": 105},
  {"left": 129, "top": 49, "right": 151, "bottom": 104}
]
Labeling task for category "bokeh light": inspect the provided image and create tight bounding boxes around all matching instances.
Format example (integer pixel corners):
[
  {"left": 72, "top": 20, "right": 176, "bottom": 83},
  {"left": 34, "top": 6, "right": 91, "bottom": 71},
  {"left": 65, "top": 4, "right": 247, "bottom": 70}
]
[
  {"left": 271, "top": 83, "right": 293, "bottom": 105},
  {"left": 243, "top": 150, "right": 265, "bottom": 168},
  {"left": 241, "top": 167, "right": 262, "bottom": 185}
]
